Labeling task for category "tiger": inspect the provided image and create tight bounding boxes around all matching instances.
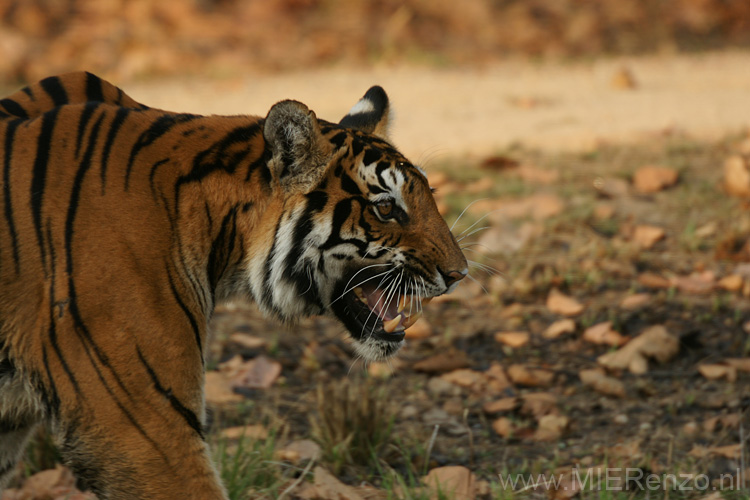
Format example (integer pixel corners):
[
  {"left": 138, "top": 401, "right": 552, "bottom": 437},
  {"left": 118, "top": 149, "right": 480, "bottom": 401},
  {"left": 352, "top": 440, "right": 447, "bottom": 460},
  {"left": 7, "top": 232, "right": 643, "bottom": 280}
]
[{"left": 0, "top": 71, "right": 467, "bottom": 499}]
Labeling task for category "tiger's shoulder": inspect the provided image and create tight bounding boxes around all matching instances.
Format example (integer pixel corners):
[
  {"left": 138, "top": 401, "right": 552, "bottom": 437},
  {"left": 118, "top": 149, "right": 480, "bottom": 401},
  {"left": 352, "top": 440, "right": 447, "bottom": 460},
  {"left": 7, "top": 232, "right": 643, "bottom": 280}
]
[{"left": 0, "top": 71, "right": 147, "bottom": 121}]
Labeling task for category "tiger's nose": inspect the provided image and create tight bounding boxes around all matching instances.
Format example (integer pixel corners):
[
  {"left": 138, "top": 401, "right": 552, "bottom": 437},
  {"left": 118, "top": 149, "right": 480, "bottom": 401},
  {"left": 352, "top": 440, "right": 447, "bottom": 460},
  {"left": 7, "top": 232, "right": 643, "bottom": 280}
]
[{"left": 440, "top": 268, "right": 468, "bottom": 288}]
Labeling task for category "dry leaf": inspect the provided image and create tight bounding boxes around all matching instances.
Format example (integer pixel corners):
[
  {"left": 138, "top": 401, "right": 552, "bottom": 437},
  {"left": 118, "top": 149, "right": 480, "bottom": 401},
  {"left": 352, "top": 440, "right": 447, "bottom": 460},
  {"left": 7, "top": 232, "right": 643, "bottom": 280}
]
[
  {"left": 230, "top": 355, "right": 282, "bottom": 390},
  {"left": 598, "top": 325, "right": 678, "bottom": 374},
  {"left": 633, "top": 225, "right": 665, "bottom": 249},
  {"left": 637, "top": 272, "right": 671, "bottom": 289},
  {"left": 724, "top": 155, "right": 750, "bottom": 197},
  {"left": 520, "top": 392, "right": 558, "bottom": 418},
  {"left": 611, "top": 67, "right": 637, "bottom": 90},
  {"left": 543, "top": 319, "right": 576, "bottom": 339},
  {"left": 619, "top": 293, "right": 650, "bottom": 310},
  {"left": 276, "top": 439, "right": 321, "bottom": 463},
  {"left": 491, "top": 417, "right": 515, "bottom": 437},
  {"left": 633, "top": 166, "right": 678, "bottom": 193},
  {"left": 221, "top": 424, "right": 268, "bottom": 440},
  {"left": 718, "top": 274, "right": 744, "bottom": 292},
  {"left": 507, "top": 364, "right": 555, "bottom": 387},
  {"left": 485, "top": 362, "right": 513, "bottom": 392},
  {"left": 582, "top": 321, "right": 627, "bottom": 346},
  {"left": 724, "top": 358, "right": 750, "bottom": 371},
  {"left": 228, "top": 332, "right": 266, "bottom": 349},
  {"left": 689, "top": 444, "right": 741, "bottom": 459},
  {"left": 670, "top": 272, "right": 715, "bottom": 294},
  {"left": 414, "top": 350, "right": 471, "bottom": 374},
  {"left": 698, "top": 364, "right": 737, "bottom": 382},
  {"left": 205, "top": 371, "right": 244, "bottom": 405},
  {"left": 579, "top": 369, "right": 626, "bottom": 398},
  {"left": 494, "top": 331, "right": 530, "bottom": 348},
  {"left": 546, "top": 289, "right": 584, "bottom": 316},
  {"left": 296, "top": 466, "right": 366, "bottom": 500},
  {"left": 483, "top": 397, "right": 518, "bottom": 414},
  {"left": 535, "top": 414, "right": 569, "bottom": 440},
  {"left": 423, "top": 466, "right": 476, "bottom": 500}
]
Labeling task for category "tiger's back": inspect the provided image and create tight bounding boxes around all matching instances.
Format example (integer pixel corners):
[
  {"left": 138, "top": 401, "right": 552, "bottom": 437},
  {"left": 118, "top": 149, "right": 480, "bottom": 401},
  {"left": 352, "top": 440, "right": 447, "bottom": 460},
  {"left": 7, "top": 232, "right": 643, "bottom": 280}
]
[{"left": 0, "top": 72, "right": 467, "bottom": 498}]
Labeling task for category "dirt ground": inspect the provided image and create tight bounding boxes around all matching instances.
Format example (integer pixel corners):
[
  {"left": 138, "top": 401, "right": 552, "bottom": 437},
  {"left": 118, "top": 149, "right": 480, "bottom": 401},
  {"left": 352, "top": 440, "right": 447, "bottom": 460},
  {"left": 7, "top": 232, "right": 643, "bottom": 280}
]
[
  {"left": 4, "top": 51, "right": 750, "bottom": 499},
  {"left": 122, "top": 51, "right": 750, "bottom": 158}
]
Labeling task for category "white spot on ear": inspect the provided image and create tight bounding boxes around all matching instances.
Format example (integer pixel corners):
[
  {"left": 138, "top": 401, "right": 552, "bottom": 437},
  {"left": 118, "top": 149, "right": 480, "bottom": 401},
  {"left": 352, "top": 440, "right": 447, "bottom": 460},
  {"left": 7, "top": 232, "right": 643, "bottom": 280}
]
[{"left": 347, "top": 98, "right": 375, "bottom": 116}]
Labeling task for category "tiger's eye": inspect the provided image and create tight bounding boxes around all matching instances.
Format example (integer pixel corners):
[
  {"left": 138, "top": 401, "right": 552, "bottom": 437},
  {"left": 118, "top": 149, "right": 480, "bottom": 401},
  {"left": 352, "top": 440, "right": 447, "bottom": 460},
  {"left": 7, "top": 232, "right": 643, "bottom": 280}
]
[{"left": 376, "top": 200, "right": 394, "bottom": 217}]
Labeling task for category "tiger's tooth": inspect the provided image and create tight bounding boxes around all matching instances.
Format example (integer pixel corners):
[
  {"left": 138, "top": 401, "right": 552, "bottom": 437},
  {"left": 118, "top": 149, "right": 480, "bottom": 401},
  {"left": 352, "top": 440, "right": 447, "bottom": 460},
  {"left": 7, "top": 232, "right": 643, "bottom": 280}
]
[
  {"left": 354, "top": 287, "right": 367, "bottom": 303},
  {"left": 397, "top": 295, "right": 408, "bottom": 313},
  {"left": 402, "top": 311, "right": 422, "bottom": 329},
  {"left": 383, "top": 315, "right": 402, "bottom": 333}
]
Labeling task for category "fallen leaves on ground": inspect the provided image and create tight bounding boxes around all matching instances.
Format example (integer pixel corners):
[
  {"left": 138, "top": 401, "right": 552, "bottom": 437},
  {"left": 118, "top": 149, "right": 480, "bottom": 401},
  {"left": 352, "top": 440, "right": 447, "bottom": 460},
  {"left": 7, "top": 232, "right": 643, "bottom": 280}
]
[
  {"left": 632, "top": 165, "right": 679, "bottom": 193},
  {"left": 688, "top": 444, "right": 742, "bottom": 459},
  {"left": 546, "top": 289, "right": 585, "bottom": 316},
  {"left": 579, "top": 368, "right": 626, "bottom": 398},
  {"left": 632, "top": 224, "right": 666, "bottom": 248},
  {"left": 296, "top": 466, "right": 366, "bottom": 500},
  {"left": 494, "top": 331, "right": 530, "bottom": 348},
  {"left": 582, "top": 321, "right": 627, "bottom": 346},
  {"left": 543, "top": 318, "right": 577, "bottom": 339},
  {"left": 598, "top": 325, "right": 678, "bottom": 374},
  {"left": 507, "top": 364, "right": 555, "bottom": 387},
  {"left": 227, "top": 355, "right": 282, "bottom": 390},
  {"left": 414, "top": 349, "right": 471, "bottom": 374},
  {"left": 423, "top": 466, "right": 477, "bottom": 500},
  {"left": 0, "top": 466, "right": 97, "bottom": 500},
  {"left": 724, "top": 155, "right": 750, "bottom": 197},
  {"left": 698, "top": 363, "right": 737, "bottom": 382}
]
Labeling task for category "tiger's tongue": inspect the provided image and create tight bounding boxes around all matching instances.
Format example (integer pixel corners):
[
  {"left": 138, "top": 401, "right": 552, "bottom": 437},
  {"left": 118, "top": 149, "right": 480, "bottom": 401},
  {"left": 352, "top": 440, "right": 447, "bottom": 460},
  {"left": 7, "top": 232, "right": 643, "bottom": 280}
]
[{"left": 363, "top": 287, "right": 398, "bottom": 320}]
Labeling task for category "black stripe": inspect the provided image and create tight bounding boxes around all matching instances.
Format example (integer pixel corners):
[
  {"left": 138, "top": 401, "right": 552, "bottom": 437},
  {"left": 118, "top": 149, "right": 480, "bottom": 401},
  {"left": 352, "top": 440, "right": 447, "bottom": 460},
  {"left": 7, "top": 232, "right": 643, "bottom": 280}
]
[
  {"left": 320, "top": 198, "right": 369, "bottom": 253},
  {"left": 100, "top": 107, "right": 130, "bottom": 192},
  {"left": 84, "top": 72, "right": 105, "bottom": 103},
  {"left": 3, "top": 119, "right": 21, "bottom": 274},
  {"left": 166, "top": 267, "right": 204, "bottom": 360},
  {"left": 282, "top": 191, "right": 329, "bottom": 309},
  {"left": 75, "top": 102, "right": 100, "bottom": 159},
  {"left": 30, "top": 107, "right": 60, "bottom": 272},
  {"left": 0, "top": 98, "right": 28, "bottom": 119},
  {"left": 125, "top": 113, "right": 198, "bottom": 190},
  {"left": 40, "top": 76, "right": 69, "bottom": 107},
  {"left": 136, "top": 347, "right": 204, "bottom": 439},
  {"left": 362, "top": 148, "right": 382, "bottom": 165},
  {"left": 41, "top": 344, "right": 61, "bottom": 415},
  {"left": 340, "top": 172, "right": 361, "bottom": 195},
  {"left": 46, "top": 222, "right": 81, "bottom": 396},
  {"left": 66, "top": 112, "right": 105, "bottom": 275},
  {"left": 207, "top": 207, "right": 239, "bottom": 290},
  {"left": 148, "top": 158, "right": 170, "bottom": 199}
]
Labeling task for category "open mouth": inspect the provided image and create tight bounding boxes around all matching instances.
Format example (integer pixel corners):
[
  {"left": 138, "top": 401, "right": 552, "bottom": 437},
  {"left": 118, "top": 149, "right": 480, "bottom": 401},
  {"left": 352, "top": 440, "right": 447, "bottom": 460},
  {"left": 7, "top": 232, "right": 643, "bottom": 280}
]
[{"left": 330, "top": 275, "right": 432, "bottom": 343}]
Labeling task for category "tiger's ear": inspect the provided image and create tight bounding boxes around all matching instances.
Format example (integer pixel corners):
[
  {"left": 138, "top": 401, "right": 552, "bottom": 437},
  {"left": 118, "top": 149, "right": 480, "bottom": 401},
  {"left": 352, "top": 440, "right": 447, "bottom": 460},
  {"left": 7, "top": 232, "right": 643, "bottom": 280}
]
[
  {"left": 264, "top": 100, "right": 333, "bottom": 192},
  {"left": 339, "top": 86, "right": 391, "bottom": 139}
]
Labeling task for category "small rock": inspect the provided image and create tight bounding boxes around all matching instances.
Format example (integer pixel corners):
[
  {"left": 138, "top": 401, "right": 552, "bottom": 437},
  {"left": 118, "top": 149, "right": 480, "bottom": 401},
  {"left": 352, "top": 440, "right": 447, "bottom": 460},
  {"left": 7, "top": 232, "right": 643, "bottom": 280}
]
[
  {"left": 683, "top": 421, "right": 699, "bottom": 435},
  {"left": 614, "top": 414, "right": 628, "bottom": 425},
  {"left": 633, "top": 166, "right": 678, "bottom": 193}
]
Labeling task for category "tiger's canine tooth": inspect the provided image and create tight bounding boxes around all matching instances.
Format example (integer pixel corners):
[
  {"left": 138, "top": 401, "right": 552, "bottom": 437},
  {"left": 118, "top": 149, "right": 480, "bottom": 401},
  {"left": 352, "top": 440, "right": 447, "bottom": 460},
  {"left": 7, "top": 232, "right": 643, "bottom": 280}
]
[
  {"left": 397, "top": 295, "right": 408, "bottom": 313},
  {"left": 354, "top": 287, "right": 367, "bottom": 303},
  {"left": 402, "top": 311, "right": 422, "bottom": 329},
  {"left": 383, "top": 315, "right": 402, "bottom": 333}
]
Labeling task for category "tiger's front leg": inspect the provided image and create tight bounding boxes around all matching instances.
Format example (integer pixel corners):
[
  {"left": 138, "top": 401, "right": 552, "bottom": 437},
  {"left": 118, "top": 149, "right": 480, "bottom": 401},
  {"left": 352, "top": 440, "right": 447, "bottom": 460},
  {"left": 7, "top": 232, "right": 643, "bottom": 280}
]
[{"left": 43, "top": 320, "right": 226, "bottom": 499}]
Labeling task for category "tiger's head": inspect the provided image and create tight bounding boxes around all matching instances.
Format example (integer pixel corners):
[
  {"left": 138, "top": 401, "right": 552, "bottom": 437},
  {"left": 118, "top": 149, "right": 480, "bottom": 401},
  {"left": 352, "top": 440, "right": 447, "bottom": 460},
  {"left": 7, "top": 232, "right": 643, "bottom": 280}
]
[{"left": 249, "top": 87, "right": 467, "bottom": 360}]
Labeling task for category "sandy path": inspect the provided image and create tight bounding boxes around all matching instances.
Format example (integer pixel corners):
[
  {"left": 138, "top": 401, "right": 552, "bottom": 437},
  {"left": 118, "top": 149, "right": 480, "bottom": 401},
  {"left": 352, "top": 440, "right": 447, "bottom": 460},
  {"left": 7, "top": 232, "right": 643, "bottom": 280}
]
[{"left": 127, "top": 51, "right": 750, "bottom": 160}]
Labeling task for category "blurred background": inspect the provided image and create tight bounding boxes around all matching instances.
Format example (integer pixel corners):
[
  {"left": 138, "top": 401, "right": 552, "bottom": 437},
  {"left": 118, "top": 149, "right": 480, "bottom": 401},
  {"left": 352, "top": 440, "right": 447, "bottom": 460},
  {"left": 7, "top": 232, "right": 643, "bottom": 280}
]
[
  {"left": 3, "top": 2, "right": 750, "bottom": 499},
  {"left": 2, "top": 0, "right": 750, "bottom": 83}
]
